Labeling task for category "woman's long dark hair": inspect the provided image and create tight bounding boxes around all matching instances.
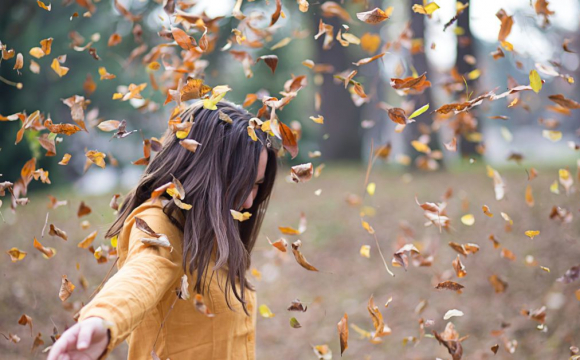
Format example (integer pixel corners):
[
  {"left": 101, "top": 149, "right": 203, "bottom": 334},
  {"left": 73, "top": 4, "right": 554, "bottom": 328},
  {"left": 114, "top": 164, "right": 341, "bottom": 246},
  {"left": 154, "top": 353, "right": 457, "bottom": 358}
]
[{"left": 105, "top": 100, "right": 279, "bottom": 315}]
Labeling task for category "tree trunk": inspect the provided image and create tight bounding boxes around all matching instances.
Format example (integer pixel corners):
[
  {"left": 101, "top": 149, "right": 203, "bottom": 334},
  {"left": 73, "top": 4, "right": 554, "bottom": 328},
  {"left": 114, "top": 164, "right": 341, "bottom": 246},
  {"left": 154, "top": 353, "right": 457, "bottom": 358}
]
[{"left": 315, "top": 16, "right": 362, "bottom": 161}]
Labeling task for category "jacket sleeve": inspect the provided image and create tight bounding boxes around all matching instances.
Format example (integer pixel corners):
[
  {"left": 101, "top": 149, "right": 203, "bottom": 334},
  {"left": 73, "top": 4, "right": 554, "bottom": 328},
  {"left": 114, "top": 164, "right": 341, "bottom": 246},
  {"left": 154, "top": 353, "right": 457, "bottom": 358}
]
[{"left": 77, "top": 207, "right": 184, "bottom": 358}]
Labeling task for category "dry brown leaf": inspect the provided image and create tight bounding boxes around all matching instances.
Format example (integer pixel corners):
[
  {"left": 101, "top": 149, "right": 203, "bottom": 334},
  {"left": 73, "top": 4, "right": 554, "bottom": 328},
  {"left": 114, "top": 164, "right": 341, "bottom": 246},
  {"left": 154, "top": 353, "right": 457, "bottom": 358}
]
[{"left": 291, "top": 240, "right": 318, "bottom": 271}]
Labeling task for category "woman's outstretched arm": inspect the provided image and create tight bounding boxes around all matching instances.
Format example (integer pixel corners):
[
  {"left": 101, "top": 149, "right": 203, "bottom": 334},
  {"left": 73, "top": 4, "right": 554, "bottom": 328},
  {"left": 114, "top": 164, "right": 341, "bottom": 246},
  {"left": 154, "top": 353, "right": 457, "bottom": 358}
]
[{"left": 48, "top": 206, "right": 184, "bottom": 359}]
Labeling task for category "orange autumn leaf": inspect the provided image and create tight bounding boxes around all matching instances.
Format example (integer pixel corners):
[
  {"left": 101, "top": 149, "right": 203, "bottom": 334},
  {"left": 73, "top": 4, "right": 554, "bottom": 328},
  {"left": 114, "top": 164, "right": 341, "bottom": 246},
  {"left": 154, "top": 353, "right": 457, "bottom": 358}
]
[
  {"left": 267, "top": 237, "right": 288, "bottom": 252},
  {"left": 337, "top": 313, "right": 348, "bottom": 355},
  {"left": 496, "top": 9, "right": 513, "bottom": 42},
  {"left": 435, "top": 280, "right": 464, "bottom": 291},
  {"left": 356, "top": 7, "right": 392, "bottom": 24},
  {"left": 59, "top": 275, "right": 75, "bottom": 302},
  {"left": 6, "top": 247, "right": 27, "bottom": 262},
  {"left": 291, "top": 240, "right": 318, "bottom": 271},
  {"left": 51, "top": 58, "right": 69, "bottom": 77},
  {"left": 33, "top": 237, "right": 56, "bottom": 259},
  {"left": 390, "top": 72, "right": 431, "bottom": 95}
]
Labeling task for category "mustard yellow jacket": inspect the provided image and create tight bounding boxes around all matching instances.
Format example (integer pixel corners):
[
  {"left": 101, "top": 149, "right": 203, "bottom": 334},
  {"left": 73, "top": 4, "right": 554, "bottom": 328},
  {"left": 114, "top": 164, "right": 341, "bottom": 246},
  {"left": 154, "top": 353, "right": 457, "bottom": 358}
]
[{"left": 78, "top": 198, "right": 257, "bottom": 359}]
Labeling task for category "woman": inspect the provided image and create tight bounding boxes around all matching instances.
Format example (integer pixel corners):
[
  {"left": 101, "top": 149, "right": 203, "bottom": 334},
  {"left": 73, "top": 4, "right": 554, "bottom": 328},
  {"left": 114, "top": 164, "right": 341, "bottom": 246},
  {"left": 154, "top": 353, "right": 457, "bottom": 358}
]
[{"left": 48, "top": 100, "right": 279, "bottom": 360}]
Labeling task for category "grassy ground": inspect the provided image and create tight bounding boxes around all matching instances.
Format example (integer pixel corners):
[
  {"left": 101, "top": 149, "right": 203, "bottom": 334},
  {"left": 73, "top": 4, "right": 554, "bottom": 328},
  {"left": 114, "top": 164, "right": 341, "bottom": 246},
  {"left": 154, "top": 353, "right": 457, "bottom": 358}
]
[{"left": 1, "top": 162, "right": 579, "bottom": 359}]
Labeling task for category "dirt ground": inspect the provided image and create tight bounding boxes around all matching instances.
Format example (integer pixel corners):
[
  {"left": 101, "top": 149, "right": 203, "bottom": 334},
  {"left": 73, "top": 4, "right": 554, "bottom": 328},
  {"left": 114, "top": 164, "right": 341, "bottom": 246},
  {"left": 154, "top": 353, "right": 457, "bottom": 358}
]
[{"left": 1, "top": 163, "right": 579, "bottom": 359}]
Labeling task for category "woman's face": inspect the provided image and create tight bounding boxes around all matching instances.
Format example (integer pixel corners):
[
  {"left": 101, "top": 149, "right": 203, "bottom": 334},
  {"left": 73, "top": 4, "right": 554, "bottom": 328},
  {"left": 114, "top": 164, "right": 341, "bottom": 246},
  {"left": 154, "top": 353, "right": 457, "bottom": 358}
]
[{"left": 242, "top": 147, "right": 268, "bottom": 210}]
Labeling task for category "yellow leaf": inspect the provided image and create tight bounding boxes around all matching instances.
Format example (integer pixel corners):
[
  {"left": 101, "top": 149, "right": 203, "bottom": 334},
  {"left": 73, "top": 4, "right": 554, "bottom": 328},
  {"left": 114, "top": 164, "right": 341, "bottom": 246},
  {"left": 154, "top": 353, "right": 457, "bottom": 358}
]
[
  {"left": 29, "top": 47, "right": 45, "bottom": 59},
  {"left": 461, "top": 214, "right": 475, "bottom": 226},
  {"left": 366, "top": 182, "right": 376, "bottom": 196},
  {"left": 412, "top": 2, "right": 440, "bottom": 15},
  {"left": 411, "top": 140, "right": 431, "bottom": 153},
  {"left": 110, "top": 235, "right": 118, "bottom": 248},
  {"left": 176, "top": 130, "right": 189, "bottom": 139},
  {"left": 203, "top": 91, "right": 227, "bottom": 110},
  {"left": 51, "top": 58, "right": 69, "bottom": 77},
  {"left": 361, "top": 219, "right": 375, "bottom": 234},
  {"left": 501, "top": 41, "right": 514, "bottom": 51},
  {"left": 360, "top": 245, "right": 370, "bottom": 258},
  {"left": 467, "top": 69, "right": 481, "bottom": 80},
  {"left": 147, "top": 61, "right": 161, "bottom": 71},
  {"left": 549, "top": 180, "right": 559, "bottom": 194},
  {"left": 524, "top": 230, "right": 540, "bottom": 239},
  {"left": 230, "top": 209, "right": 252, "bottom": 222},
  {"left": 529, "top": 70, "right": 542, "bottom": 93},
  {"left": 259, "top": 304, "right": 275, "bottom": 318},
  {"left": 271, "top": 37, "right": 292, "bottom": 50},
  {"left": 247, "top": 126, "right": 258, "bottom": 141},
  {"left": 251, "top": 268, "right": 262, "bottom": 280},
  {"left": 542, "top": 130, "right": 562, "bottom": 142},
  {"left": 37, "top": 0, "right": 51, "bottom": 11},
  {"left": 6, "top": 247, "right": 27, "bottom": 262},
  {"left": 85, "top": 150, "right": 106, "bottom": 168},
  {"left": 310, "top": 115, "right": 324, "bottom": 124}
]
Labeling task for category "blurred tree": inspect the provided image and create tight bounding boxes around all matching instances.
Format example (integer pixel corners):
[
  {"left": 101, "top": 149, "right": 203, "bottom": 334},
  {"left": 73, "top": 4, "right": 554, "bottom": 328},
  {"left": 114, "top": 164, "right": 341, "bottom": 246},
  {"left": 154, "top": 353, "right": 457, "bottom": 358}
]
[
  {"left": 455, "top": 2, "right": 478, "bottom": 158},
  {"left": 315, "top": 15, "right": 362, "bottom": 161}
]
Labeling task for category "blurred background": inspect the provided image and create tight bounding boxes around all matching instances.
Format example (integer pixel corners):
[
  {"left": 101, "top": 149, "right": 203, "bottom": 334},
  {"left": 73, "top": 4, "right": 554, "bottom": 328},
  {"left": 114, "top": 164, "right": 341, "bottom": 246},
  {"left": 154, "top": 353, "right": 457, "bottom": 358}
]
[{"left": 1, "top": 0, "right": 580, "bottom": 359}]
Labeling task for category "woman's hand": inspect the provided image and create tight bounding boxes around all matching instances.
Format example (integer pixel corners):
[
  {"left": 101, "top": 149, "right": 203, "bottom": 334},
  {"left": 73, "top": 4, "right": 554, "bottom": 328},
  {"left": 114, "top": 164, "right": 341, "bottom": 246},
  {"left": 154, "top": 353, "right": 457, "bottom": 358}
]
[{"left": 47, "top": 317, "right": 110, "bottom": 360}]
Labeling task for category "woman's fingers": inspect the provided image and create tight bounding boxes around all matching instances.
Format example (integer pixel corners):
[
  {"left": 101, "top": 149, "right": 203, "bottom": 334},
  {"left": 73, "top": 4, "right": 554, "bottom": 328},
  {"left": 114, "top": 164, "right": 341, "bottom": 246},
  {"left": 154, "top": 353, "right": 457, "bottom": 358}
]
[
  {"left": 76, "top": 322, "right": 94, "bottom": 350},
  {"left": 47, "top": 325, "right": 78, "bottom": 360}
]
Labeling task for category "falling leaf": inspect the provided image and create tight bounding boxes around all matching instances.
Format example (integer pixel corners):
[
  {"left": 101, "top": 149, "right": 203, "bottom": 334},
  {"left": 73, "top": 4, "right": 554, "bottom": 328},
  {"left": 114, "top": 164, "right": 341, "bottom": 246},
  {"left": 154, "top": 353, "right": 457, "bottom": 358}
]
[
  {"left": 556, "top": 265, "right": 579, "bottom": 284},
  {"left": 49, "top": 224, "right": 68, "bottom": 241},
  {"left": 390, "top": 72, "right": 431, "bottom": 95},
  {"left": 179, "top": 139, "right": 202, "bottom": 153},
  {"left": 231, "top": 209, "right": 252, "bottom": 222},
  {"left": 290, "top": 163, "right": 313, "bottom": 183},
  {"left": 482, "top": 205, "right": 493, "bottom": 217},
  {"left": 496, "top": 9, "right": 513, "bottom": 42},
  {"left": 85, "top": 150, "right": 106, "bottom": 168},
  {"left": 360, "top": 33, "right": 381, "bottom": 54},
  {"left": 310, "top": 115, "right": 324, "bottom": 124},
  {"left": 194, "top": 294, "right": 214, "bottom": 317},
  {"left": 453, "top": 255, "right": 467, "bottom": 278},
  {"left": 290, "top": 317, "right": 301, "bottom": 328},
  {"left": 367, "top": 294, "right": 391, "bottom": 340},
  {"left": 409, "top": 104, "right": 429, "bottom": 119},
  {"left": 6, "top": 248, "right": 27, "bottom": 262},
  {"left": 489, "top": 274, "right": 508, "bottom": 293},
  {"left": 77, "top": 230, "right": 98, "bottom": 248},
  {"left": 443, "top": 309, "right": 464, "bottom": 320},
  {"left": 259, "top": 304, "right": 275, "bottom": 318},
  {"left": 51, "top": 58, "right": 69, "bottom": 77},
  {"left": 542, "top": 130, "right": 562, "bottom": 142},
  {"left": 267, "top": 237, "right": 288, "bottom": 252},
  {"left": 529, "top": 70, "right": 542, "bottom": 93},
  {"left": 413, "top": 2, "right": 440, "bottom": 15},
  {"left": 37, "top": 0, "right": 51, "bottom": 11},
  {"left": 435, "top": 280, "right": 464, "bottom": 291},
  {"left": 356, "top": 8, "right": 392, "bottom": 24},
  {"left": 33, "top": 237, "right": 56, "bottom": 259},
  {"left": 312, "top": 344, "right": 332, "bottom": 360},
  {"left": 352, "top": 52, "right": 386, "bottom": 66},
  {"left": 525, "top": 184, "right": 534, "bottom": 207},
  {"left": 257, "top": 55, "right": 278, "bottom": 74},
  {"left": 360, "top": 245, "right": 370, "bottom": 258},
  {"left": 460, "top": 214, "right": 475, "bottom": 226},
  {"left": 59, "top": 275, "right": 75, "bottom": 301},
  {"left": 524, "top": 230, "right": 540, "bottom": 239},
  {"left": 291, "top": 240, "right": 318, "bottom": 271},
  {"left": 337, "top": 313, "right": 348, "bottom": 355}
]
